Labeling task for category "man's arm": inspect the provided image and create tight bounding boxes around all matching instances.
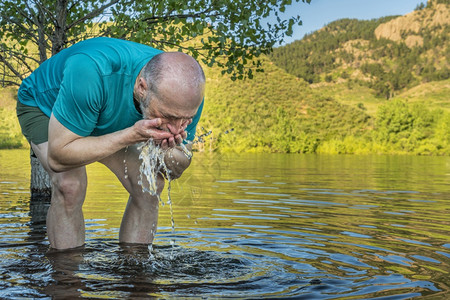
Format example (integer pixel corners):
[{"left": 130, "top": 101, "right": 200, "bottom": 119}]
[{"left": 48, "top": 113, "right": 176, "bottom": 173}]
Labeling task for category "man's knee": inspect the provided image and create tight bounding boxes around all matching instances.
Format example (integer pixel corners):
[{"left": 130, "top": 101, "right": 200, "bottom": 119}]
[
  {"left": 129, "top": 171, "right": 165, "bottom": 195},
  {"left": 51, "top": 172, "right": 87, "bottom": 208}
]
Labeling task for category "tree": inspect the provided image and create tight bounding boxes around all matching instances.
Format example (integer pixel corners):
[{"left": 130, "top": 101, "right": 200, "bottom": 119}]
[{"left": 0, "top": 0, "right": 311, "bottom": 199}]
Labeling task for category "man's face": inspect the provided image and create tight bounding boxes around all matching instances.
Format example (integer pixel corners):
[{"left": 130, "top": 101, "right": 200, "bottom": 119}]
[
  {"left": 143, "top": 95, "right": 198, "bottom": 136},
  {"left": 137, "top": 67, "right": 204, "bottom": 138}
]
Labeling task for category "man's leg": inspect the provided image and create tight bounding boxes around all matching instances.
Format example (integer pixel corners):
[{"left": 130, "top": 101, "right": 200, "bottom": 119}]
[
  {"left": 100, "top": 145, "right": 163, "bottom": 244},
  {"left": 31, "top": 142, "right": 87, "bottom": 249}
]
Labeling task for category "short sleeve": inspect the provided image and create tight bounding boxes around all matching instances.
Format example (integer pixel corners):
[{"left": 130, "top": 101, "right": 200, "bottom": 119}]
[
  {"left": 185, "top": 98, "right": 204, "bottom": 142},
  {"left": 52, "top": 54, "right": 104, "bottom": 136}
]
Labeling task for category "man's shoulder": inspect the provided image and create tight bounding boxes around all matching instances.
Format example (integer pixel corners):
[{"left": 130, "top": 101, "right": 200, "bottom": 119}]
[
  {"left": 65, "top": 38, "right": 163, "bottom": 72},
  {"left": 78, "top": 37, "right": 162, "bottom": 55}
]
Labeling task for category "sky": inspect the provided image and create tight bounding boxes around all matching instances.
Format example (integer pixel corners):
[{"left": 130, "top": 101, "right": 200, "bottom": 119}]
[{"left": 275, "top": 0, "right": 427, "bottom": 45}]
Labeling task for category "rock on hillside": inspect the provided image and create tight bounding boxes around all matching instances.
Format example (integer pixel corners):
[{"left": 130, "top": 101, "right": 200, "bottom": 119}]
[{"left": 374, "top": 2, "right": 450, "bottom": 47}]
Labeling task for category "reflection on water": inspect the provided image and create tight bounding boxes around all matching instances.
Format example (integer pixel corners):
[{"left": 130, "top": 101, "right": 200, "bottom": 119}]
[{"left": 0, "top": 150, "right": 449, "bottom": 298}]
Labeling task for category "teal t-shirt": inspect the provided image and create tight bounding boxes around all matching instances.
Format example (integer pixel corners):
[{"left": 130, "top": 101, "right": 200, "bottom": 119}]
[{"left": 18, "top": 37, "right": 203, "bottom": 140}]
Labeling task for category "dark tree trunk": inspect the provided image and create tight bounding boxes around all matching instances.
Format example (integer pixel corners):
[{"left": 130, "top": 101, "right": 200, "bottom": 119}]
[
  {"left": 36, "top": 1, "right": 48, "bottom": 64},
  {"left": 30, "top": 151, "right": 51, "bottom": 201},
  {"left": 29, "top": 1, "right": 69, "bottom": 201},
  {"left": 52, "top": 0, "right": 68, "bottom": 55}
]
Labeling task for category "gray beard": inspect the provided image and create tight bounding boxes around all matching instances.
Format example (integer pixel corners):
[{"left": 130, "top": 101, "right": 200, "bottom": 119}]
[{"left": 139, "top": 93, "right": 152, "bottom": 119}]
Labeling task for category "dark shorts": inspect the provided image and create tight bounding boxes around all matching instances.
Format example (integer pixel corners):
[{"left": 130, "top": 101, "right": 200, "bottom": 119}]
[{"left": 16, "top": 100, "right": 49, "bottom": 145}]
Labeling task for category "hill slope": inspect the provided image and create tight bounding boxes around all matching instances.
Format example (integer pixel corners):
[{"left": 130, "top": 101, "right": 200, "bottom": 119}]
[
  {"left": 1, "top": 55, "right": 449, "bottom": 155},
  {"left": 200, "top": 56, "right": 370, "bottom": 153},
  {"left": 1, "top": 0, "right": 449, "bottom": 155},
  {"left": 197, "top": 0, "right": 450, "bottom": 155},
  {"left": 269, "top": 0, "right": 450, "bottom": 100}
]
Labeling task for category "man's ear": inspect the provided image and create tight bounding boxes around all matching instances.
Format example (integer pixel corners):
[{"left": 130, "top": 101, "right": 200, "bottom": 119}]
[{"left": 137, "top": 77, "right": 148, "bottom": 98}]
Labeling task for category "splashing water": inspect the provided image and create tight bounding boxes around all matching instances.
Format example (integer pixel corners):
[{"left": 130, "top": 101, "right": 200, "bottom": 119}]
[
  {"left": 123, "top": 146, "right": 129, "bottom": 179},
  {"left": 135, "top": 129, "right": 230, "bottom": 257},
  {"left": 137, "top": 139, "right": 179, "bottom": 258},
  {"left": 192, "top": 128, "right": 213, "bottom": 144},
  {"left": 137, "top": 139, "right": 170, "bottom": 196},
  {"left": 178, "top": 142, "right": 193, "bottom": 160}
]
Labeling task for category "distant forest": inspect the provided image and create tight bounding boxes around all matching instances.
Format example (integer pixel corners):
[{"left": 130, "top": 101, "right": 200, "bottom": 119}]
[{"left": 270, "top": 15, "right": 450, "bottom": 99}]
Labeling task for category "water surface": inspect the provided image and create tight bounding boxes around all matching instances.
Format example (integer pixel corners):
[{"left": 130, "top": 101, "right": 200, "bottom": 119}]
[{"left": 1, "top": 150, "right": 449, "bottom": 298}]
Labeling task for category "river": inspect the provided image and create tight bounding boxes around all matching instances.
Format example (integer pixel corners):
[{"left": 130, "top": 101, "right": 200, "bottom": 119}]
[{"left": 0, "top": 149, "right": 449, "bottom": 298}]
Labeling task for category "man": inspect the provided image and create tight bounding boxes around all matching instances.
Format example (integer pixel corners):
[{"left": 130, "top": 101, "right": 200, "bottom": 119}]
[{"left": 16, "top": 37, "right": 205, "bottom": 250}]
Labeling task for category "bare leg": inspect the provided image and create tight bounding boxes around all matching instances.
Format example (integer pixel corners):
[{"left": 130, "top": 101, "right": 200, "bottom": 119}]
[
  {"left": 100, "top": 145, "right": 163, "bottom": 244},
  {"left": 119, "top": 192, "right": 160, "bottom": 244},
  {"left": 31, "top": 142, "right": 87, "bottom": 249}
]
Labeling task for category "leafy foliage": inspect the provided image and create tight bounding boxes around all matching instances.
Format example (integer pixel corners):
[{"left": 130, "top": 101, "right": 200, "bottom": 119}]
[
  {"left": 0, "top": 87, "right": 27, "bottom": 148},
  {"left": 0, "top": 0, "right": 311, "bottom": 86},
  {"left": 1, "top": 0, "right": 448, "bottom": 156}
]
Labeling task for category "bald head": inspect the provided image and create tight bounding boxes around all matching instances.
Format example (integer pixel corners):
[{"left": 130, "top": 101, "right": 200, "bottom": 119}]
[{"left": 140, "top": 52, "right": 205, "bottom": 112}]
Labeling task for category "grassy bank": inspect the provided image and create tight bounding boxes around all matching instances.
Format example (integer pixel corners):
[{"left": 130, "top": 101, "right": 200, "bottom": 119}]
[
  {"left": 198, "top": 58, "right": 450, "bottom": 156},
  {"left": 1, "top": 67, "right": 449, "bottom": 155},
  {"left": 0, "top": 87, "right": 27, "bottom": 149}
]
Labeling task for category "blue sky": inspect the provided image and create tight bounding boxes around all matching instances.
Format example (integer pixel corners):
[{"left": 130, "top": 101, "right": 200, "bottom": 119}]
[{"left": 276, "top": 0, "right": 427, "bottom": 45}]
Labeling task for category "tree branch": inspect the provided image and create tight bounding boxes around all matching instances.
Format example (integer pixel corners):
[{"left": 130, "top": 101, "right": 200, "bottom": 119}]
[
  {"left": 142, "top": 9, "right": 219, "bottom": 25},
  {"left": 0, "top": 79, "right": 21, "bottom": 87},
  {"left": 23, "top": 1, "right": 52, "bottom": 46},
  {"left": 31, "top": 0, "right": 57, "bottom": 25},
  {"left": 15, "top": 1, "right": 38, "bottom": 28},
  {"left": 0, "top": 52, "right": 25, "bottom": 81},
  {"left": 66, "top": 0, "right": 130, "bottom": 31},
  {"left": 2, "top": 15, "right": 39, "bottom": 45}
]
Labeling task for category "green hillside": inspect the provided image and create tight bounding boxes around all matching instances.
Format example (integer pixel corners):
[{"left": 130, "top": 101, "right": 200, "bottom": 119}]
[
  {"left": 398, "top": 79, "right": 450, "bottom": 111},
  {"left": 270, "top": 16, "right": 397, "bottom": 84},
  {"left": 200, "top": 57, "right": 370, "bottom": 153},
  {"left": 1, "top": 56, "right": 449, "bottom": 155},
  {"left": 197, "top": 0, "right": 450, "bottom": 155},
  {"left": 1, "top": 0, "right": 449, "bottom": 155},
  {"left": 269, "top": 0, "right": 450, "bottom": 100},
  {"left": 198, "top": 57, "right": 450, "bottom": 155},
  {"left": 0, "top": 87, "right": 27, "bottom": 148}
]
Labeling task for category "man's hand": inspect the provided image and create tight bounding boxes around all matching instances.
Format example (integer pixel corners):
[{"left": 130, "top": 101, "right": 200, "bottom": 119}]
[
  {"left": 134, "top": 118, "right": 193, "bottom": 149},
  {"left": 160, "top": 131, "right": 187, "bottom": 149},
  {"left": 131, "top": 118, "right": 176, "bottom": 145},
  {"left": 159, "top": 119, "right": 192, "bottom": 149}
]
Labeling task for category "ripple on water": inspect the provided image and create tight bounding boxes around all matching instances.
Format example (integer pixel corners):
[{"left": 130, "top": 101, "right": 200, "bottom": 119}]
[
  {"left": 53, "top": 240, "right": 325, "bottom": 298},
  {"left": 1, "top": 152, "right": 448, "bottom": 299}
]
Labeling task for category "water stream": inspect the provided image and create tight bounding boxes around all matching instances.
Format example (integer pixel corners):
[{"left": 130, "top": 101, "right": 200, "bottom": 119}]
[{"left": 0, "top": 150, "right": 449, "bottom": 298}]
